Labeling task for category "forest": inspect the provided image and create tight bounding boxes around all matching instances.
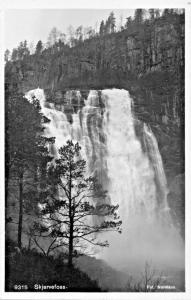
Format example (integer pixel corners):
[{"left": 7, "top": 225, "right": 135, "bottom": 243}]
[{"left": 5, "top": 9, "right": 185, "bottom": 292}]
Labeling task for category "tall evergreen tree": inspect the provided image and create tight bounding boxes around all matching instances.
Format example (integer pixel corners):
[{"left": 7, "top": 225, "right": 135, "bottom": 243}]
[
  {"left": 6, "top": 91, "right": 54, "bottom": 248},
  {"left": 99, "top": 20, "right": 105, "bottom": 36},
  {"left": 34, "top": 140, "right": 122, "bottom": 266},
  {"left": 155, "top": 9, "right": 160, "bottom": 18},
  {"left": 11, "top": 48, "right": 18, "bottom": 61},
  {"left": 125, "top": 16, "right": 132, "bottom": 28},
  {"left": 134, "top": 9, "right": 145, "bottom": 24},
  {"left": 104, "top": 12, "right": 116, "bottom": 34},
  {"left": 35, "top": 40, "right": 43, "bottom": 55},
  {"left": 75, "top": 26, "right": 83, "bottom": 42},
  {"left": 17, "top": 40, "right": 30, "bottom": 60},
  {"left": 149, "top": 9, "right": 155, "bottom": 20},
  {"left": 109, "top": 12, "right": 116, "bottom": 33}
]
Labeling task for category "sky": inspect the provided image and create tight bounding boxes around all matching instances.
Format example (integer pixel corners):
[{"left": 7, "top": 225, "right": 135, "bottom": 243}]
[{"left": 4, "top": 9, "right": 135, "bottom": 51}]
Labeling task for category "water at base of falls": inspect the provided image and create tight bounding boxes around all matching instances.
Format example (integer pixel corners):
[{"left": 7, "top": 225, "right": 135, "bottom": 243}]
[{"left": 26, "top": 88, "right": 184, "bottom": 282}]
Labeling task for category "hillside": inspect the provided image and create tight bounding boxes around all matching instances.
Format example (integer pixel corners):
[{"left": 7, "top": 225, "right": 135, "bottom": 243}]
[{"left": 5, "top": 240, "right": 101, "bottom": 292}]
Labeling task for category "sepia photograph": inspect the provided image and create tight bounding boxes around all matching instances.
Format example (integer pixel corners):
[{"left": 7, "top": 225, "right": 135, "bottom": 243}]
[{"left": 1, "top": 1, "right": 190, "bottom": 298}]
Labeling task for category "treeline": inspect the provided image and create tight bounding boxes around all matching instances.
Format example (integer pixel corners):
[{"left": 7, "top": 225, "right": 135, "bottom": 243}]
[
  {"left": 5, "top": 8, "right": 184, "bottom": 92},
  {"left": 5, "top": 9, "right": 184, "bottom": 62}
]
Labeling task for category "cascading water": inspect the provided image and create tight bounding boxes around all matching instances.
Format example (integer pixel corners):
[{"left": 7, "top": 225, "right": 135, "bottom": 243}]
[
  {"left": 99, "top": 90, "right": 184, "bottom": 274},
  {"left": 27, "top": 88, "right": 184, "bottom": 286}
]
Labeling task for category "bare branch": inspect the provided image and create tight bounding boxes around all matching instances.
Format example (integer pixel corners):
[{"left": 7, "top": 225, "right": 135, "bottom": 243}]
[
  {"left": 32, "top": 237, "right": 47, "bottom": 256},
  {"left": 47, "top": 238, "right": 57, "bottom": 255}
]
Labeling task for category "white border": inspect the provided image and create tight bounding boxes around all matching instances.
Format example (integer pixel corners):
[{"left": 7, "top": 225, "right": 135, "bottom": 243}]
[
  {"left": 185, "top": 1, "right": 191, "bottom": 296},
  {"left": 0, "top": 0, "right": 190, "bottom": 299},
  {"left": 0, "top": 6, "right": 5, "bottom": 300},
  {"left": 0, "top": 0, "right": 189, "bottom": 9}
]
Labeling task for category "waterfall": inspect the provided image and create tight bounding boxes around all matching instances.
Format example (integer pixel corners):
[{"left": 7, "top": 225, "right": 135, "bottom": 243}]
[
  {"left": 99, "top": 90, "right": 184, "bottom": 273},
  {"left": 143, "top": 123, "right": 169, "bottom": 213},
  {"left": 26, "top": 88, "right": 184, "bottom": 275},
  {"left": 102, "top": 89, "right": 157, "bottom": 219}
]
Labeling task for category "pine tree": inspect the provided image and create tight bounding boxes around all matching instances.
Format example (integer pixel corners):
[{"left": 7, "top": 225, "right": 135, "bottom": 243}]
[
  {"left": 104, "top": 12, "right": 116, "bottom": 34},
  {"left": 11, "top": 48, "right": 18, "bottom": 61},
  {"left": 35, "top": 140, "right": 122, "bottom": 266},
  {"left": 149, "top": 9, "right": 155, "bottom": 20},
  {"left": 99, "top": 20, "right": 105, "bottom": 36},
  {"left": 5, "top": 91, "right": 54, "bottom": 248},
  {"left": 17, "top": 40, "right": 30, "bottom": 60},
  {"left": 134, "top": 9, "right": 145, "bottom": 24},
  {"left": 125, "top": 16, "right": 132, "bottom": 28},
  {"left": 35, "top": 40, "right": 43, "bottom": 55},
  {"left": 75, "top": 26, "right": 83, "bottom": 42},
  {"left": 109, "top": 12, "right": 116, "bottom": 33},
  {"left": 149, "top": 9, "right": 160, "bottom": 20}
]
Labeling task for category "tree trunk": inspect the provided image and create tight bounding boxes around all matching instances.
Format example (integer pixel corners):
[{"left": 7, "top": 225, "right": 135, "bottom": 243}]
[
  {"left": 5, "top": 160, "right": 10, "bottom": 218},
  {"left": 5, "top": 176, "right": 8, "bottom": 217},
  {"left": 68, "top": 217, "right": 74, "bottom": 267},
  {"left": 68, "top": 162, "right": 73, "bottom": 267},
  {"left": 18, "top": 171, "right": 23, "bottom": 249},
  {"left": 27, "top": 236, "right": 31, "bottom": 250}
]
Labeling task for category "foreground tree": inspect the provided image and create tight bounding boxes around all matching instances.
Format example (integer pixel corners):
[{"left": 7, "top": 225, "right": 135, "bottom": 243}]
[
  {"left": 5, "top": 91, "right": 54, "bottom": 248},
  {"left": 35, "top": 140, "right": 121, "bottom": 266}
]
